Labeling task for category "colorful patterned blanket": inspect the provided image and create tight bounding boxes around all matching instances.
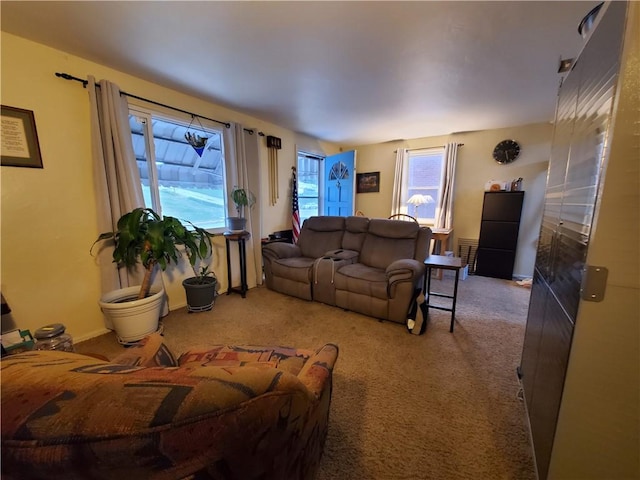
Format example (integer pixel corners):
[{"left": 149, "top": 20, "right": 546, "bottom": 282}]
[{"left": 1, "top": 334, "right": 338, "bottom": 479}]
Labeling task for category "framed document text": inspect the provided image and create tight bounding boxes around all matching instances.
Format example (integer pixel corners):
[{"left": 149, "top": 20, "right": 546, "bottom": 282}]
[{"left": 1, "top": 105, "right": 43, "bottom": 168}]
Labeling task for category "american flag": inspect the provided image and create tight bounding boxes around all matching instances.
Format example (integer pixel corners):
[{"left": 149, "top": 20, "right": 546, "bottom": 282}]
[{"left": 292, "top": 168, "right": 301, "bottom": 243}]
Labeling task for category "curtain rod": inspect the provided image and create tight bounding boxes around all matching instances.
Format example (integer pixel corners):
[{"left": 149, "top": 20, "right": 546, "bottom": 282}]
[
  {"left": 55, "top": 72, "right": 265, "bottom": 137},
  {"left": 394, "top": 144, "right": 464, "bottom": 153}
]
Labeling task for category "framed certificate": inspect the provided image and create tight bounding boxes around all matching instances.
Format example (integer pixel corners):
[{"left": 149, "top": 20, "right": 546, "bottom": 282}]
[{"left": 1, "top": 105, "right": 43, "bottom": 168}]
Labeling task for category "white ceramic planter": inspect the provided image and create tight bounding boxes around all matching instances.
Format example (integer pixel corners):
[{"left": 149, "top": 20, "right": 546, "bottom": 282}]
[{"left": 99, "top": 286, "right": 164, "bottom": 343}]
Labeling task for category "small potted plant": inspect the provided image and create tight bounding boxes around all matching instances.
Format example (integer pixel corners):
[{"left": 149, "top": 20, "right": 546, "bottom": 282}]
[
  {"left": 92, "top": 208, "right": 212, "bottom": 343},
  {"left": 227, "top": 186, "right": 255, "bottom": 232},
  {"left": 182, "top": 265, "right": 219, "bottom": 313}
]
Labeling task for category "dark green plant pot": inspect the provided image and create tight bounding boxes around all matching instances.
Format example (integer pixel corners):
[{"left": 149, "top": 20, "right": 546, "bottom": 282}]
[{"left": 182, "top": 277, "right": 217, "bottom": 313}]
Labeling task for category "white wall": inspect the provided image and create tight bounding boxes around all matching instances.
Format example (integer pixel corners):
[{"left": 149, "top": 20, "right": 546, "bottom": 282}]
[
  {"left": 0, "top": 32, "right": 339, "bottom": 341},
  {"left": 348, "top": 122, "right": 553, "bottom": 278}
]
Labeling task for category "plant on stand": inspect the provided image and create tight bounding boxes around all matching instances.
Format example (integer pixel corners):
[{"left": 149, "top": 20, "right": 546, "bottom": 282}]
[
  {"left": 227, "top": 186, "right": 255, "bottom": 232},
  {"left": 92, "top": 208, "right": 213, "bottom": 343}
]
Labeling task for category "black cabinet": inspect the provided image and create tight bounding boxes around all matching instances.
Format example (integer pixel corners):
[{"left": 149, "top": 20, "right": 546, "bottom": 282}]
[{"left": 476, "top": 191, "right": 524, "bottom": 279}]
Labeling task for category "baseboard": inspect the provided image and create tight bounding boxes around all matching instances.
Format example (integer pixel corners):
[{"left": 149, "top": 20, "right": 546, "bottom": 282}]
[
  {"left": 74, "top": 328, "right": 111, "bottom": 343},
  {"left": 169, "top": 300, "right": 187, "bottom": 311}
]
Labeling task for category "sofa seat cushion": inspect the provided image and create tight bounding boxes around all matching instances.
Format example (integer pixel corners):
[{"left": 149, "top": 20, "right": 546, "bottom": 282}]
[
  {"left": 271, "top": 256, "right": 316, "bottom": 283},
  {"left": 178, "top": 345, "right": 317, "bottom": 377},
  {"left": 334, "top": 263, "right": 388, "bottom": 299}
]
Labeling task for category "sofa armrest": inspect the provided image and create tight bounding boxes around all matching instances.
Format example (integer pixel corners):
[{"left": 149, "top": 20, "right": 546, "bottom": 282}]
[
  {"left": 386, "top": 259, "right": 425, "bottom": 285},
  {"left": 297, "top": 343, "right": 339, "bottom": 400},
  {"left": 262, "top": 242, "right": 302, "bottom": 261}
]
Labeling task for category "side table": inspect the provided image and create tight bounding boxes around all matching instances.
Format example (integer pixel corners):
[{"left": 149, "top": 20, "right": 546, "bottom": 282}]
[
  {"left": 224, "top": 231, "right": 250, "bottom": 298},
  {"left": 423, "top": 254, "right": 463, "bottom": 332}
]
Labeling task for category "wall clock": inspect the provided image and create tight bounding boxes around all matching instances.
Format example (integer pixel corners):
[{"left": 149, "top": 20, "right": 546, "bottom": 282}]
[{"left": 493, "top": 139, "right": 521, "bottom": 164}]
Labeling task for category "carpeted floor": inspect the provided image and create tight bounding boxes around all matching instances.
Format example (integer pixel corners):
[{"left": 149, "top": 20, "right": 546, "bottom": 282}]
[{"left": 77, "top": 274, "right": 536, "bottom": 480}]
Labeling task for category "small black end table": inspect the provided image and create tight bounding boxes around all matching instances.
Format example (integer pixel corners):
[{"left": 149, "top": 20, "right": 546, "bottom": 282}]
[
  {"left": 423, "top": 255, "right": 463, "bottom": 332},
  {"left": 224, "top": 231, "right": 250, "bottom": 298}
]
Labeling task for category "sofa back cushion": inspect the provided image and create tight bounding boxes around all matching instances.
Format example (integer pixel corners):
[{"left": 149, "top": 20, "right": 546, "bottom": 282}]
[
  {"left": 1, "top": 350, "right": 308, "bottom": 441},
  {"left": 342, "top": 216, "right": 370, "bottom": 252},
  {"left": 298, "top": 216, "right": 345, "bottom": 258},
  {"left": 359, "top": 219, "right": 422, "bottom": 269}
]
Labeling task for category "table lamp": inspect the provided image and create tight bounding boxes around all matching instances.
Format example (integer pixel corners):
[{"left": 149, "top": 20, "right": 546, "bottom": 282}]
[{"left": 407, "top": 194, "right": 434, "bottom": 217}]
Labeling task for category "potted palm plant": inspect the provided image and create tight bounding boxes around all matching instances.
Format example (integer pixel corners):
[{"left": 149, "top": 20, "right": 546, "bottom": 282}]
[
  {"left": 227, "top": 186, "right": 255, "bottom": 232},
  {"left": 92, "top": 208, "right": 212, "bottom": 343}
]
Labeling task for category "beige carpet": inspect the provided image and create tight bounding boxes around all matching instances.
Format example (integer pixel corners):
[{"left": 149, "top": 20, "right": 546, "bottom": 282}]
[{"left": 77, "top": 274, "right": 536, "bottom": 480}]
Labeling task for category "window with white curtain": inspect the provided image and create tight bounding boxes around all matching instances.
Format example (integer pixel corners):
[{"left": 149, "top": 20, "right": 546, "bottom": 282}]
[
  {"left": 297, "top": 151, "right": 324, "bottom": 222},
  {"left": 129, "top": 108, "right": 228, "bottom": 230},
  {"left": 404, "top": 147, "right": 445, "bottom": 224}
]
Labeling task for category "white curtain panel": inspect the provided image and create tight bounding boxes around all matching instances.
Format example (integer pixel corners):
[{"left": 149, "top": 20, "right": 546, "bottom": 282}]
[
  {"left": 391, "top": 148, "right": 408, "bottom": 215},
  {"left": 435, "top": 142, "right": 459, "bottom": 230},
  {"left": 88, "top": 77, "right": 167, "bottom": 326},
  {"left": 244, "top": 131, "right": 263, "bottom": 285},
  {"left": 225, "top": 124, "right": 262, "bottom": 288}
]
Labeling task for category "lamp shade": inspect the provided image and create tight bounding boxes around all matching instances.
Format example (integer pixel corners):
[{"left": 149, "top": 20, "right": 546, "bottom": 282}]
[
  {"left": 407, "top": 194, "right": 434, "bottom": 206},
  {"left": 407, "top": 194, "right": 434, "bottom": 217}
]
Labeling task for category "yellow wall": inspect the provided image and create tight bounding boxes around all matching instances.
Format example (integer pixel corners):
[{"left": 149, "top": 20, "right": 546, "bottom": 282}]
[
  {"left": 350, "top": 123, "right": 553, "bottom": 278},
  {"left": 0, "top": 32, "right": 338, "bottom": 341},
  {"left": 1, "top": 30, "right": 553, "bottom": 342}
]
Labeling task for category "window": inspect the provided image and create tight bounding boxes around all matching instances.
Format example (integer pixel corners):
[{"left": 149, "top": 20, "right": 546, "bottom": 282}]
[
  {"left": 297, "top": 151, "right": 324, "bottom": 222},
  {"left": 129, "top": 109, "right": 227, "bottom": 230},
  {"left": 405, "top": 148, "right": 445, "bottom": 224}
]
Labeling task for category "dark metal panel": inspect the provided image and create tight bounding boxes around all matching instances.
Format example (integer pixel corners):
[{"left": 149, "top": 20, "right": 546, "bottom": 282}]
[
  {"left": 520, "top": 269, "right": 549, "bottom": 405},
  {"left": 536, "top": 221, "right": 556, "bottom": 280},
  {"left": 536, "top": 62, "right": 581, "bottom": 282},
  {"left": 522, "top": 4, "right": 629, "bottom": 480},
  {"left": 528, "top": 291, "right": 574, "bottom": 480},
  {"left": 550, "top": 2, "right": 623, "bottom": 319}
]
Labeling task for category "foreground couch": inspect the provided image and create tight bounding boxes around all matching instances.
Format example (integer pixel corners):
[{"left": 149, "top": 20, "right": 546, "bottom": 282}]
[
  {"left": 263, "top": 216, "right": 431, "bottom": 324},
  {"left": 1, "top": 333, "right": 339, "bottom": 480}
]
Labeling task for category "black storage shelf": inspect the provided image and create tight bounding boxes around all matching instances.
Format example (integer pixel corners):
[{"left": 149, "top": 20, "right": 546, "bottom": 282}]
[{"left": 476, "top": 191, "right": 524, "bottom": 280}]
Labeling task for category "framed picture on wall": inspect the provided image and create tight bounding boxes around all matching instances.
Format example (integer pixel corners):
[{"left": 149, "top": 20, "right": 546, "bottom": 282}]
[
  {"left": 356, "top": 172, "right": 380, "bottom": 193},
  {"left": 1, "top": 105, "right": 43, "bottom": 168}
]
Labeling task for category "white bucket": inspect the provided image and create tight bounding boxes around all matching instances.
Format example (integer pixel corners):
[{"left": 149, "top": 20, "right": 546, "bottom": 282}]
[{"left": 99, "top": 286, "right": 164, "bottom": 343}]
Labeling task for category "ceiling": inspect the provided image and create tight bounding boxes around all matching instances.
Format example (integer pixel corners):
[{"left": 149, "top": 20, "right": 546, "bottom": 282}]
[{"left": 1, "top": 1, "right": 598, "bottom": 146}]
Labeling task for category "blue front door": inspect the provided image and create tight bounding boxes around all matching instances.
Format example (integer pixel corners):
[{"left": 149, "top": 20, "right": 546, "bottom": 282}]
[{"left": 323, "top": 150, "right": 356, "bottom": 216}]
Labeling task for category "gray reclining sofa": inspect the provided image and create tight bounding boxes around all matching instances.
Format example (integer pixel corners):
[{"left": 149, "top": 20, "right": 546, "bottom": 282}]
[{"left": 262, "top": 216, "right": 432, "bottom": 324}]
